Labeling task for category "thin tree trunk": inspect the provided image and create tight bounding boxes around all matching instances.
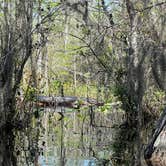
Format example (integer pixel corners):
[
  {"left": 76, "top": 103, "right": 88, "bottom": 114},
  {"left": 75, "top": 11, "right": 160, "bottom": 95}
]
[{"left": 125, "top": 1, "right": 145, "bottom": 165}]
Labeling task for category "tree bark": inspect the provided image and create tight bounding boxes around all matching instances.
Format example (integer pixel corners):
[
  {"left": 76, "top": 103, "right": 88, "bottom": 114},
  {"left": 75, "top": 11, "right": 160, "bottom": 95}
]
[
  {"left": 0, "top": 0, "right": 33, "bottom": 165},
  {"left": 125, "top": 1, "right": 145, "bottom": 165},
  {"left": 144, "top": 108, "right": 166, "bottom": 162},
  {"left": 0, "top": 121, "right": 16, "bottom": 166}
]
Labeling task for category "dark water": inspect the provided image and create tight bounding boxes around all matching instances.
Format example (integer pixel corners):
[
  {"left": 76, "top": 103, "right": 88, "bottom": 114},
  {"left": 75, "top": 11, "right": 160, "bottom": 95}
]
[{"left": 14, "top": 106, "right": 125, "bottom": 166}]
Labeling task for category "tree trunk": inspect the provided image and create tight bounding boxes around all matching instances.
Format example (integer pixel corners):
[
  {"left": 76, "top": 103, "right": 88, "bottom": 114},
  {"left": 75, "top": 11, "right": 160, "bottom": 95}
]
[
  {"left": 144, "top": 108, "right": 166, "bottom": 163},
  {"left": 125, "top": 1, "right": 145, "bottom": 165},
  {"left": 0, "top": 124, "right": 16, "bottom": 166},
  {"left": 0, "top": 87, "right": 16, "bottom": 166},
  {"left": 0, "top": 0, "right": 33, "bottom": 165}
]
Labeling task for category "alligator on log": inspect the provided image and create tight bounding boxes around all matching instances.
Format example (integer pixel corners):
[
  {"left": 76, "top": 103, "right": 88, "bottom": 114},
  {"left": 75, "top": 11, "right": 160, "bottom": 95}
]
[{"left": 36, "top": 96, "right": 104, "bottom": 108}]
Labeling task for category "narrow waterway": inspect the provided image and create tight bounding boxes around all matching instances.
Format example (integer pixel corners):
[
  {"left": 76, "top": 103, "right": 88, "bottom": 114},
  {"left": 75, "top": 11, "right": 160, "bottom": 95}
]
[
  {"left": 14, "top": 106, "right": 125, "bottom": 166},
  {"left": 13, "top": 106, "right": 166, "bottom": 166}
]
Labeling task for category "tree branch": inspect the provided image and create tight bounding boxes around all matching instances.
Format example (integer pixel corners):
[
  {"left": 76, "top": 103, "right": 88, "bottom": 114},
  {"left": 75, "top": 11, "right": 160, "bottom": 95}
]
[{"left": 138, "top": 1, "right": 166, "bottom": 12}]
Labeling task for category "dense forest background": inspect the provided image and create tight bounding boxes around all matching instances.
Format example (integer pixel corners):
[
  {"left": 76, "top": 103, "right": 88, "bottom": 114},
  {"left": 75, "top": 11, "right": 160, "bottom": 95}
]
[{"left": 0, "top": 0, "right": 166, "bottom": 166}]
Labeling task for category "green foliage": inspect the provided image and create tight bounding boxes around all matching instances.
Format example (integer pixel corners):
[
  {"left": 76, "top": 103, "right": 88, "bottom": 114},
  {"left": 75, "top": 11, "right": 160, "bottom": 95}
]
[
  {"left": 97, "top": 103, "right": 111, "bottom": 113},
  {"left": 111, "top": 125, "right": 137, "bottom": 165},
  {"left": 49, "top": 80, "right": 61, "bottom": 94},
  {"left": 82, "top": 27, "right": 90, "bottom": 36},
  {"left": 113, "top": 84, "right": 127, "bottom": 98},
  {"left": 24, "top": 86, "right": 38, "bottom": 101},
  {"left": 48, "top": 1, "right": 61, "bottom": 8},
  {"left": 143, "top": 86, "right": 166, "bottom": 116}
]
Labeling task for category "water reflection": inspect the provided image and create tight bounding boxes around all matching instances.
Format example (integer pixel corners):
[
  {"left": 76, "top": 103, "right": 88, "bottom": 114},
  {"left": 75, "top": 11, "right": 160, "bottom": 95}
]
[{"left": 15, "top": 106, "right": 124, "bottom": 166}]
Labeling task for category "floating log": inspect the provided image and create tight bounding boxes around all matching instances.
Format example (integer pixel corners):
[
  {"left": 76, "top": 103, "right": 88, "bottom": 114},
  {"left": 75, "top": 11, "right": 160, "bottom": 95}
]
[{"left": 36, "top": 96, "right": 104, "bottom": 108}]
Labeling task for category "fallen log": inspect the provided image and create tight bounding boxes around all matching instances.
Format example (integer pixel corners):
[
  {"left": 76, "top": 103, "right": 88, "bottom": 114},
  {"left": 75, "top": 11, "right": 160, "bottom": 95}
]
[{"left": 36, "top": 96, "right": 104, "bottom": 108}]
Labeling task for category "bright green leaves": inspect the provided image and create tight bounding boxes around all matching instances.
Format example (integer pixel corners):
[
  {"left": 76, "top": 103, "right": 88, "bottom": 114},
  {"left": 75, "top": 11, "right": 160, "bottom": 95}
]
[{"left": 49, "top": 1, "right": 61, "bottom": 8}]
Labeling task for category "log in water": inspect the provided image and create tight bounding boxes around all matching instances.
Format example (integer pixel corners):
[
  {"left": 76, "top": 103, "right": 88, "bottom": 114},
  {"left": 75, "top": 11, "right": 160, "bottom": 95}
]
[{"left": 36, "top": 96, "right": 104, "bottom": 108}]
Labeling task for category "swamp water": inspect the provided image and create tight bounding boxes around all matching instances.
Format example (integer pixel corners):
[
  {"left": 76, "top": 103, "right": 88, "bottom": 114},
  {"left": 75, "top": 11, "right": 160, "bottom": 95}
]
[
  {"left": 14, "top": 106, "right": 124, "bottom": 166},
  {"left": 12, "top": 107, "right": 166, "bottom": 166}
]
